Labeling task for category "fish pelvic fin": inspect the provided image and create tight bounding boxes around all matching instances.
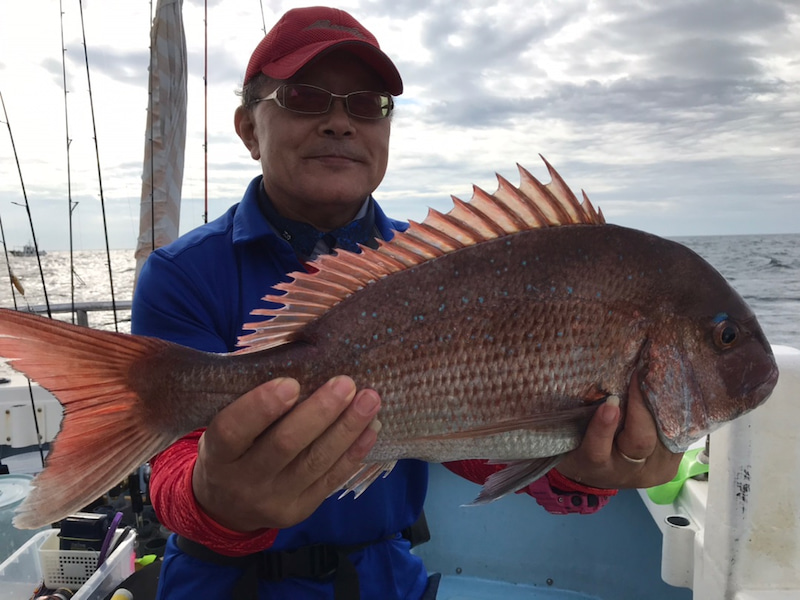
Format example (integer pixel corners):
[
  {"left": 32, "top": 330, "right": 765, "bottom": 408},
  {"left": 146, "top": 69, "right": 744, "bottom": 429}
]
[
  {"left": 238, "top": 157, "right": 605, "bottom": 351},
  {"left": 0, "top": 309, "right": 179, "bottom": 529},
  {"left": 337, "top": 460, "right": 398, "bottom": 500},
  {"left": 466, "top": 456, "right": 565, "bottom": 506}
]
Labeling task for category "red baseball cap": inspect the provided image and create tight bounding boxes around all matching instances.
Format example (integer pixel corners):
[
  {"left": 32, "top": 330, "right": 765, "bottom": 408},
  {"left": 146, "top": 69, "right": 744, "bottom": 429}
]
[{"left": 244, "top": 6, "right": 403, "bottom": 95}]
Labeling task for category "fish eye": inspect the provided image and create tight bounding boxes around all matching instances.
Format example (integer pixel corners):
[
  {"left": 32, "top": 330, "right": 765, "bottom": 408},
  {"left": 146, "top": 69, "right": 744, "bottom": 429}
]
[{"left": 713, "top": 320, "right": 740, "bottom": 350}]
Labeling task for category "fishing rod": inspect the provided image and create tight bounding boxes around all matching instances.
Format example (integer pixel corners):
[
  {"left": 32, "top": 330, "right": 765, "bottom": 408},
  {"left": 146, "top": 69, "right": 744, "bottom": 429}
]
[
  {"left": 0, "top": 91, "right": 49, "bottom": 469},
  {"left": 77, "top": 0, "right": 120, "bottom": 331},
  {"left": 204, "top": 0, "right": 209, "bottom": 224},
  {"left": 59, "top": 0, "right": 80, "bottom": 324},
  {"left": 0, "top": 92, "right": 52, "bottom": 319},
  {"left": 148, "top": 0, "right": 156, "bottom": 251}
]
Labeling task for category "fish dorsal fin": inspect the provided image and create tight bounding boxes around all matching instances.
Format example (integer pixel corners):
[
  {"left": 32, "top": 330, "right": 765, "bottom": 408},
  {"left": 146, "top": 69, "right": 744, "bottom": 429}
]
[{"left": 237, "top": 156, "right": 604, "bottom": 351}]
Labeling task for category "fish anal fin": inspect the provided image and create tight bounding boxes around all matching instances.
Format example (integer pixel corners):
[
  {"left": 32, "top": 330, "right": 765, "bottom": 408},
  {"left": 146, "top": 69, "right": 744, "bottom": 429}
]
[{"left": 467, "top": 456, "right": 564, "bottom": 505}]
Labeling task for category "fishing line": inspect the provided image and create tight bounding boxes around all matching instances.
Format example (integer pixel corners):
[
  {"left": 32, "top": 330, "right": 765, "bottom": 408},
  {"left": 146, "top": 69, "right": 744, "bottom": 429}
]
[{"left": 77, "top": 0, "right": 120, "bottom": 332}]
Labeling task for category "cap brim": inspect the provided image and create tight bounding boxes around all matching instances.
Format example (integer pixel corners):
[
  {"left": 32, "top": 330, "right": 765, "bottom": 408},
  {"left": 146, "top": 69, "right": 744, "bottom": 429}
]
[{"left": 262, "top": 40, "right": 403, "bottom": 96}]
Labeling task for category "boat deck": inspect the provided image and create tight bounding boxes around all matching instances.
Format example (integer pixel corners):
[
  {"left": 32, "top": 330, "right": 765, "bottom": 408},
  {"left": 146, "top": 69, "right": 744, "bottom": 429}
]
[
  {"left": 416, "top": 464, "right": 690, "bottom": 600},
  {"left": 437, "top": 575, "right": 599, "bottom": 599}
]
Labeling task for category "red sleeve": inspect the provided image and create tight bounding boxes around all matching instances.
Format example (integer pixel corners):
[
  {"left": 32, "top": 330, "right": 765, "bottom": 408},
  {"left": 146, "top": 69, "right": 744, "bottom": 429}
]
[{"left": 149, "top": 429, "right": 279, "bottom": 557}]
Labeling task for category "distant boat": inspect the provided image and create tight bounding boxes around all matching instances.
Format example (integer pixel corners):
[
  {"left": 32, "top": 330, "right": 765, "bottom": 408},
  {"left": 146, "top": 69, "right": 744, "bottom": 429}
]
[{"left": 9, "top": 243, "right": 45, "bottom": 258}]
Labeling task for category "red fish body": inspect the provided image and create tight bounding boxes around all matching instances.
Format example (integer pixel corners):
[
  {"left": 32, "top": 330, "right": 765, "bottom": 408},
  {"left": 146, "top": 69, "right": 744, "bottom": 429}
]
[{"left": 0, "top": 159, "right": 778, "bottom": 529}]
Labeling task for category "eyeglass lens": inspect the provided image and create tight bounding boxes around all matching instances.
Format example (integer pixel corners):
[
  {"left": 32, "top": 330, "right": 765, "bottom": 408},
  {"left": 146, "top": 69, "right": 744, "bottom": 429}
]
[{"left": 281, "top": 85, "right": 392, "bottom": 119}]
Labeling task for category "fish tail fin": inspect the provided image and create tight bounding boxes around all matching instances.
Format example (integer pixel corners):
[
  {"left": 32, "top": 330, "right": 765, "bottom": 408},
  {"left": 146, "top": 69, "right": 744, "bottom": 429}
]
[{"left": 0, "top": 308, "right": 177, "bottom": 529}]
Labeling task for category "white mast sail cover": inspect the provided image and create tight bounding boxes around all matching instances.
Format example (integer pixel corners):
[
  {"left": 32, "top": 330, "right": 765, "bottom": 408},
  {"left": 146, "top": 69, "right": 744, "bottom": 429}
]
[{"left": 134, "top": 0, "right": 187, "bottom": 285}]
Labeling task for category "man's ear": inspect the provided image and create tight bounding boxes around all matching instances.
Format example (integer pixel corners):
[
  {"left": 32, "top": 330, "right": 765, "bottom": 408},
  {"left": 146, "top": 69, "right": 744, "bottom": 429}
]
[{"left": 234, "top": 106, "right": 261, "bottom": 160}]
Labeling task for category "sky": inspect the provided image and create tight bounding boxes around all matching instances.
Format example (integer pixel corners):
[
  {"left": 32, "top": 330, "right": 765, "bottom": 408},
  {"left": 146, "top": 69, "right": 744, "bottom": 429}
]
[{"left": 0, "top": 0, "right": 798, "bottom": 251}]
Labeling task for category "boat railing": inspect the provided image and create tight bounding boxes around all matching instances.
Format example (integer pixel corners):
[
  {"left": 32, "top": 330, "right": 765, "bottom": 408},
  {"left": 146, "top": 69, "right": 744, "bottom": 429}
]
[{"left": 14, "top": 301, "right": 132, "bottom": 327}]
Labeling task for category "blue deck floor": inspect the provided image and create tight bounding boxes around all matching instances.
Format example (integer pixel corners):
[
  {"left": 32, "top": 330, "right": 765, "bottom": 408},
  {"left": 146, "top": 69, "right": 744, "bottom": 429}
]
[
  {"left": 437, "top": 575, "right": 600, "bottom": 599},
  {"left": 416, "top": 464, "right": 691, "bottom": 600}
]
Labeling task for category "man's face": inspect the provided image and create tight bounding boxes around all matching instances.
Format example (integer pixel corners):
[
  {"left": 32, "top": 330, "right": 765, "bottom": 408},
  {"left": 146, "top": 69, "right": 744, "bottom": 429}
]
[{"left": 237, "top": 50, "right": 392, "bottom": 230}]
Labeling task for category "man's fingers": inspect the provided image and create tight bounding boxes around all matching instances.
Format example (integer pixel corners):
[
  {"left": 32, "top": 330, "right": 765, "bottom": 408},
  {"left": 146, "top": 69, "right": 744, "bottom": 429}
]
[
  {"left": 202, "top": 377, "right": 300, "bottom": 463},
  {"left": 616, "top": 381, "right": 659, "bottom": 461},
  {"left": 579, "top": 398, "right": 621, "bottom": 464},
  {"left": 283, "top": 387, "right": 382, "bottom": 491}
]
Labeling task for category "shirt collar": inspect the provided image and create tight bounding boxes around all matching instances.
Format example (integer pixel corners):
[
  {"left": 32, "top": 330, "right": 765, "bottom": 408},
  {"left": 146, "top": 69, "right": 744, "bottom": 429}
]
[{"left": 232, "top": 175, "right": 408, "bottom": 249}]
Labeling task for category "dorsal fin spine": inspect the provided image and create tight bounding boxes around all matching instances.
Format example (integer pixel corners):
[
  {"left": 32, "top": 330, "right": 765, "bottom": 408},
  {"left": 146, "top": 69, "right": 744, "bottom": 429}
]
[
  {"left": 406, "top": 220, "right": 466, "bottom": 253},
  {"left": 454, "top": 194, "right": 507, "bottom": 238},
  {"left": 493, "top": 173, "right": 543, "bottom": 229},
  {"left": 425, "top": 203, "right": 485, "bottom": 244}
]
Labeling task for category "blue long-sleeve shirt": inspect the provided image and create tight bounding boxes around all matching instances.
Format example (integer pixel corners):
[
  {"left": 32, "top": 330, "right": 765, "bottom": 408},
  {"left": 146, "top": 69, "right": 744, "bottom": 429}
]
[{"left": 132, "top": 175, "right": 429, "bottom": 599}]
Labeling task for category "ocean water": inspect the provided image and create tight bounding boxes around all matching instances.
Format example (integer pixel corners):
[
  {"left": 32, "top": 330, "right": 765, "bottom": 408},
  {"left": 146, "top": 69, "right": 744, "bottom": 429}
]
[{"left": 0, "top": 234, "right": 798, "bottom": 348}]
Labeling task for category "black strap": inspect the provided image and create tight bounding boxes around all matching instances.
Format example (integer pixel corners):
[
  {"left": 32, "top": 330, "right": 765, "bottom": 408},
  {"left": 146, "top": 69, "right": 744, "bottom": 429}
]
[{"left": 175, "top": 510, "right": 430, "bottom": 600}]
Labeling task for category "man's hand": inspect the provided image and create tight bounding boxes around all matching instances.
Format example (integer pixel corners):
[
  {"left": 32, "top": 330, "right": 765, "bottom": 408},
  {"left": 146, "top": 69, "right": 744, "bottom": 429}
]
[
  {"left": 192, "top": 376, "right": 381, "bottom": 532},
  {"left": 555, "top": 373, "right": 682, "bottom": 489}
]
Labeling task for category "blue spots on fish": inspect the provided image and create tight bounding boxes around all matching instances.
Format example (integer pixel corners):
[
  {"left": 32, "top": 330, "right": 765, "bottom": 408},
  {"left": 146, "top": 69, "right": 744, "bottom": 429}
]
[
  {"left": 461, "top": 296, "right": 469, "bottom": 304},
  {"left": 566, "top": 286, "right": 573, "bottom": 295},
  {"left": 414, "top": 314, "right": 425, "bottom": 322},
  {"left": 713, "top": 312, "right": 729, "bottom": 324},
  {"left": 439, "top": 303, "right": 446, "bottom": 312}
]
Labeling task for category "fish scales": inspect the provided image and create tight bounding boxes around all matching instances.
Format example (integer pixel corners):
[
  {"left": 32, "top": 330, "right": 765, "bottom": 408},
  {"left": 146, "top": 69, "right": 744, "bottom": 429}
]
[
  {"left": 267, "top": 225, "right": 661, "bottom": 457},
  {"left": 0, "top": 158, "right": 778, "bottom": 528}
]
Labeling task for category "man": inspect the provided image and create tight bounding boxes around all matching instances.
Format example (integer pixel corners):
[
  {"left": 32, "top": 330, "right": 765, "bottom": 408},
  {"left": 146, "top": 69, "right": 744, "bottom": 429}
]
[{"left": 132, "top": 7, "right": 681, "bottom": 599}]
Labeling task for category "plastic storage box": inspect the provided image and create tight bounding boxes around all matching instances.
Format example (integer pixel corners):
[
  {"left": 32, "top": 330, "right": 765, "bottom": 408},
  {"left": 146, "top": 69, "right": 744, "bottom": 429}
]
[{"left": 0, "top": 528, "right": 136, "bottom": 600}]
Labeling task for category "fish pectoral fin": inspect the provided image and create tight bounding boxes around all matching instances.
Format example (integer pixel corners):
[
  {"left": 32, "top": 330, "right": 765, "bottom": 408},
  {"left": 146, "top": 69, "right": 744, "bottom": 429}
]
[
  {"left": 337, "top": 460, "right": 398, "bottom": 500},
  {"left": 466, "top": 456, "right": 564, "bottom": 506},
  {"left": 418, "top": 405, "right": 597, "bottom": 441}
]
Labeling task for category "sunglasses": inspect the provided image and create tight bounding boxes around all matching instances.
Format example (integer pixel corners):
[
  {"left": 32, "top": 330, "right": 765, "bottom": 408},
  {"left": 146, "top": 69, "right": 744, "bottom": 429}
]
[{"left": 253, "top": 84, "right": 394, "bottom": 119}]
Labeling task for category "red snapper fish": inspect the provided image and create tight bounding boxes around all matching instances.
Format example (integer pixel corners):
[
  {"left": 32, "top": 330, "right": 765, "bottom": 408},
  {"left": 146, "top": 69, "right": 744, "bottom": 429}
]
[{"left": 0, "top": 158, "right": 778, "bottom": 529}]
